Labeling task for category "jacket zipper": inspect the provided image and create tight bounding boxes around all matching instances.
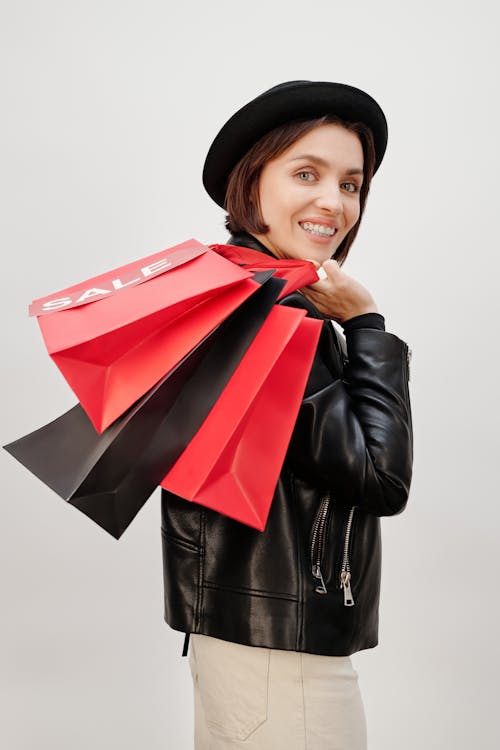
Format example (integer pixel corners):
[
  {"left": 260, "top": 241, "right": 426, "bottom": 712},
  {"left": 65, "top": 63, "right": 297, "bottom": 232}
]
[
  {"left": 339, "top": 507, "right": 356, "bottom": 607},
  {"left": 310, "top": 497, "right": 357, "bottom": 606},
  {"left": 310, "top": 494, "right": 330, "bottom": 594}
]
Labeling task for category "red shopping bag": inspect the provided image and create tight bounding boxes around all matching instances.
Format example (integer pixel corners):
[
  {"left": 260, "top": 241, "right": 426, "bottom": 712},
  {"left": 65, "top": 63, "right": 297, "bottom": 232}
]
[
  {"left": 31, "top": 240, "right": 256, "bottom": 433},
  {"left": 161, "top": 306, "right": 322, "bottom": 530},
  {"left": 210, "top": 243, "right": 320, "bottom": 298}
]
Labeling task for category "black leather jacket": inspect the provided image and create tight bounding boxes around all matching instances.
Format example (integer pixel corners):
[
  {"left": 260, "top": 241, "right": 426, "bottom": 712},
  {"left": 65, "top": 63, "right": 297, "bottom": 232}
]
[{"left": 160, "top": 233, "right": 413, "bottom": 657}]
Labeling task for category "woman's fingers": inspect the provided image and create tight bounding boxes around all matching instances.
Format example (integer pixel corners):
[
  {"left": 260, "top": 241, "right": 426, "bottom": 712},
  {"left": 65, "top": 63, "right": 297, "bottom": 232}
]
[
  {"left": 321, "top": 259, "right": 343, "bottom": 280},
  {"left": 301, "top": 259, "right": 378, "bottom": 321},
  {"left": 305, "top": 259, "right": 328, "bottom": 284},
  {"left": 306, "top": 259, "right": 338, "bottom": 290},
  {"left": 315, "top": 266, "right": 328, "bottom": 281}
]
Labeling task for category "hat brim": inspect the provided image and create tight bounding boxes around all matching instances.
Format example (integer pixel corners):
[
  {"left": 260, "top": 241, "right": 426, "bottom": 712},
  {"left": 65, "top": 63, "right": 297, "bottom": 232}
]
[{"left": 202, "top": 80, "right": 388, "bottom": 209}]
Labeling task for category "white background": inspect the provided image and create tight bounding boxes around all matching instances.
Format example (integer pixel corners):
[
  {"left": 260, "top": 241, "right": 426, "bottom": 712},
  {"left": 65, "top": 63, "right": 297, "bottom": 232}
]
[{"left": 1, "top": 1, "right": 498, "bottom": 748}]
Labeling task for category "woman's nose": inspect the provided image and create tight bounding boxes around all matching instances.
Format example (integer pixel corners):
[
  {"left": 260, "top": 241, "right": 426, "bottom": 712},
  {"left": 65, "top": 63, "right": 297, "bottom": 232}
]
[{"left": 314, "top": 186, "right": 343, "bottom": 215}]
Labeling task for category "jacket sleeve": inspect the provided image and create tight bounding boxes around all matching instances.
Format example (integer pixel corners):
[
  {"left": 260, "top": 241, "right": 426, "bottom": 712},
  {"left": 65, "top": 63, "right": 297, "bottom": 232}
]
[{"left": 287, "top": 325, "right": 414, "bottom": 517}]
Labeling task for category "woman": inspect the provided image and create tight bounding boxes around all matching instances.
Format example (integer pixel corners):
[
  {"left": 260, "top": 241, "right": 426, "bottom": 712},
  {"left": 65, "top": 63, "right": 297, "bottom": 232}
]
[{"left": 161, "top": 81, "right": 413, "bottom": 749}]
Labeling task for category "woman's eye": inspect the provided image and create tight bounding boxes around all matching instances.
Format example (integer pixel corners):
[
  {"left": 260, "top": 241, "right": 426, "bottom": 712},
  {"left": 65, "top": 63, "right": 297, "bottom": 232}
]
[
  {"left": 296, "top": 170, "right": 316, "bottom": 182},
  {"left": 342, "top": 182, "right": 360, "bottom": 193}
]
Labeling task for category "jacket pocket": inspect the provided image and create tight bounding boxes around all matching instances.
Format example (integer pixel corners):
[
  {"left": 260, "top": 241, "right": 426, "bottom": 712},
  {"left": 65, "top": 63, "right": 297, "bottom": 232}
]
[{"left": 190, "top": 634, "right": 270, "bottom": 741}]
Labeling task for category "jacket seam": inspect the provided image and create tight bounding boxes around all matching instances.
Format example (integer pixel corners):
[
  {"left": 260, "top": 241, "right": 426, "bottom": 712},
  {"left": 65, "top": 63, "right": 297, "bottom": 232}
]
[
  {"left": 291, "top": 473, "right": 305, "bottom": 651},
  {"left": 194, "top": 509, "right": 206, "bottom": 632},
  {"left": 202, "top": 580, "right": 298, "bottom": 602},
  {"left": 402, "top": 342, "right": 411, "bottom": 407}
]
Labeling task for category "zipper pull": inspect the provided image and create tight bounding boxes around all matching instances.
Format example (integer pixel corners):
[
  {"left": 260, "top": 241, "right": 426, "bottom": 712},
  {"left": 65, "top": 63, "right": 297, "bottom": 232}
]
[
  {"left": 312, "top": 564, "right": 327, "bottom": 594},
  {"left": 340, "top": 571, "right": 355, "bottom": 606}
]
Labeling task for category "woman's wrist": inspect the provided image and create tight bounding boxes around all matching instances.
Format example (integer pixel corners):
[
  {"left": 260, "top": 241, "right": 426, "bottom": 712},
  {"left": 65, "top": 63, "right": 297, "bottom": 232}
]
[{"left": 341, "top": 312, "right": 386, "bottom": 333}]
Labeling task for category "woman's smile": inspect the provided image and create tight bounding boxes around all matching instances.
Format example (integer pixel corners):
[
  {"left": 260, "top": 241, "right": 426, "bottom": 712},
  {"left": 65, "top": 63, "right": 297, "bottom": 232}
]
[
  {"left": 298, "top": 220, "right": 338, "bottom": 241},
  {"left": 253, "top": 123, "right": 364, "bottom": 264}
]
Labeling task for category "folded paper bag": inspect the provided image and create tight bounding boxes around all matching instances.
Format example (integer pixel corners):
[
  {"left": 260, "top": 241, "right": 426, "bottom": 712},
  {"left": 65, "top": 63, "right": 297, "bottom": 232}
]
[
  {"left": 32, "top": 240, "right": 255, "bottom": 433},
  {"left": 210, "top": 242, "right": 320, "bottom": 298}
]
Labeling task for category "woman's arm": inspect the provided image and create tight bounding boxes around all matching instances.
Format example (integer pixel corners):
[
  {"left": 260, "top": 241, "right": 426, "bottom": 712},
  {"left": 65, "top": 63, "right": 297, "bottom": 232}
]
[
  {"left": 282, "top": 292, "right": 413, "bottom": 518},
  {"left": 291, "top": 327, "right": 412, "bottom": 516}
]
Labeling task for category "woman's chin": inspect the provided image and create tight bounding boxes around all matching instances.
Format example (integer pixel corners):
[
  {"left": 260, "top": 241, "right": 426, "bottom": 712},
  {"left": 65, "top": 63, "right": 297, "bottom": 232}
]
[
  {"left": 294, "top": 244, "right": 336, "bottom": 265},
  {"left": 292, "top": 233, "right": 339, "bottom": 262}
]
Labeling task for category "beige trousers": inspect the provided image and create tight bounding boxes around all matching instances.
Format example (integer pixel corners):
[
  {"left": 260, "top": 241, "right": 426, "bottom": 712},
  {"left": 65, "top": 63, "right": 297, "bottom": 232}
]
[{"left": 188, "top": 633, "right": 367, "bottom": 750}]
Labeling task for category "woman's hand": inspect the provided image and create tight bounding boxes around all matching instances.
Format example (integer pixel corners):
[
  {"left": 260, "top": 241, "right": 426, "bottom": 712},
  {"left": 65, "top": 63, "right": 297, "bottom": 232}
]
[{"left": 301, "top": 259, "right": 378, "bottom": 323}]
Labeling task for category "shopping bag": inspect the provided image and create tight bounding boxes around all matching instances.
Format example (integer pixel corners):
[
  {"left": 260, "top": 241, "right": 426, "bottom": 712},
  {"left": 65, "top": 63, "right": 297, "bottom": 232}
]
[
  {"left": 161, "top": 307, "right": 322, "bottom": 530},
  {"left": 31, "top": 239, "right": 256, "bottom": 433},
  {"left": 4, "top": 274, "right": 285, "bottom": 539},
  {"left": 210, "top": 242, "right": 320, "bottom": 299}
]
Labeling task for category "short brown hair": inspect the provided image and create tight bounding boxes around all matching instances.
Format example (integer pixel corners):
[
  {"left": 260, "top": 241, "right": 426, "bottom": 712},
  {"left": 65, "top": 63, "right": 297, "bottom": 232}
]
[{"left": 224, "top": 115, "right": 376, "bottom": 265}]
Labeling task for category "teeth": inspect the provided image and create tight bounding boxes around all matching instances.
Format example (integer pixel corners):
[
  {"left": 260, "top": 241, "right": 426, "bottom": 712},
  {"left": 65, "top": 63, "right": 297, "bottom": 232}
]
[{"left": 300, "top": 222, "right": 336, "bottom": 237}]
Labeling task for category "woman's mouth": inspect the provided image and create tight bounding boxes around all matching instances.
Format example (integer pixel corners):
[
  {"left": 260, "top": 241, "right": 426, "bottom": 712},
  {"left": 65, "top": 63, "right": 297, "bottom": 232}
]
[{"left": 299, "top": 221, "right": 337, "bottom": 241}]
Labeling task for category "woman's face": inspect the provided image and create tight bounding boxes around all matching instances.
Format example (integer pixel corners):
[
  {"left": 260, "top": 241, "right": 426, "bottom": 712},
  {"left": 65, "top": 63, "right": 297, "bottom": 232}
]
[{"left": 253, "top": 123, "right": 364, "bottom": 264}]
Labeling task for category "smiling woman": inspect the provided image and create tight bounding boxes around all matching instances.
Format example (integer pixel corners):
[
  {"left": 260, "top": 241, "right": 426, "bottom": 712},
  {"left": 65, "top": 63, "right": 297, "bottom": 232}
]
[
  {"left": 224, "top": 113, "right": 376, "bottom": 265},
  {"left": 254, "top": 124, "right": 364, "bottom": 264},
  {"left": 161, "top": 80, "right": 413, "bottom": 750}
]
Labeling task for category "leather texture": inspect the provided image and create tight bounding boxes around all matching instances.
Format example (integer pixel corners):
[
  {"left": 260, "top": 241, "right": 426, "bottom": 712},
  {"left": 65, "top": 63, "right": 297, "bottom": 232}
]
[{"left": 160, "top": 233, "right": 413, "bottom": 657}]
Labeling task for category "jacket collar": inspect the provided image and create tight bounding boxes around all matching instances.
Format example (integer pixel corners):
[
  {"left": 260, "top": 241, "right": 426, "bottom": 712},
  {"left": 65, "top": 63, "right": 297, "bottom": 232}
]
[{"left": 226, "top": 231, "right": 277, "bottom": 259}]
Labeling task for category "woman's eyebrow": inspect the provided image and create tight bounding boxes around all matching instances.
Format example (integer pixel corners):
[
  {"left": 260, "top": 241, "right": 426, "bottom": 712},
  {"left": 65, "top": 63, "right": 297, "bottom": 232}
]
[{"left": 288, "top": 154, "right": 363, "bottom": 175}]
